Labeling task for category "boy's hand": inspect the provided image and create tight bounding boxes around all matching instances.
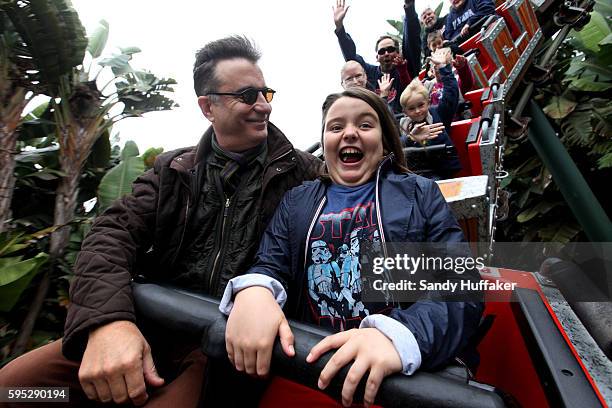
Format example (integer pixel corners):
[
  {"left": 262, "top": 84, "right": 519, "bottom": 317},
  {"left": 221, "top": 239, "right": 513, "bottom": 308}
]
[{"left": 226, "top": 286, "right": 295, "bottom": 377}]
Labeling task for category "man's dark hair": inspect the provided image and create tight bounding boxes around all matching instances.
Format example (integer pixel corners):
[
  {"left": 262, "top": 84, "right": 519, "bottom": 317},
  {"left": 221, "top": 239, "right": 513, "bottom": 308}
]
[
  {"left": 320, "top": 87, "right": 409, "bottom": 176},
  {"left": 374, "top": 35, "right": 399, "bottom": 52},
  {"left": 193, "top": 35, "right": 261, "bottom": 97}
]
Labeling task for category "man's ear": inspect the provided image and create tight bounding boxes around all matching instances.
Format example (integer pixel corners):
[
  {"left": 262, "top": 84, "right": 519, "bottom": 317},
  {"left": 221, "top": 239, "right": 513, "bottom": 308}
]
[{"left": 198, "top": 95, "right": 214, "bottom": 122}]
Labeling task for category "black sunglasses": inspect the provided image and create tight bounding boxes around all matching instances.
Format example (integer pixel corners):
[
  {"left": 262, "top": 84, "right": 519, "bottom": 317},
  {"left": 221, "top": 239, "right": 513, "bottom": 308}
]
[
  {"left": 377, "top": 46, "right": 397, "bottom": 56},
  {"left": 206, "top": 87, "right": 275, "bottom": 104}
]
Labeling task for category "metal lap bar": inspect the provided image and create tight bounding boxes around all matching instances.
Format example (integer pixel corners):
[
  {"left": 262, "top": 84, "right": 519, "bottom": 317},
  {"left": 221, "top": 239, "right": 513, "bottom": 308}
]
[{"left": 132, "top": 282, "right": 507, "bottom": 408}]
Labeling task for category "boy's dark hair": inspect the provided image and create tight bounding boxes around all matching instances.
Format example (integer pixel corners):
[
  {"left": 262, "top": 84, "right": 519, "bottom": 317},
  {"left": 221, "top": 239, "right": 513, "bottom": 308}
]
[
  {"left": 374, "top": 35, "right": 400, "bottom": 52},
  {"left": 427, "top": 30, "right": 443, "bottom": 47},
  {"left": 320, "top": 87, "right": 409, "bottom": 178},
  {"left": 193, "top": 36, "right": 261, "bottom": 97}
]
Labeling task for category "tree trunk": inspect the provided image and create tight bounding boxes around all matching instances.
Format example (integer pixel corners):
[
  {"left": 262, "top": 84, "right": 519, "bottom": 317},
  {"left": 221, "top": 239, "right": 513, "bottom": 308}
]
[
  {"left": 8, "top": 272, "right": 50, "bottom": 358},
  {"left": 49, "top": 166, "right": 81, "bottom": 258},
  {"left": 9, "top": 160, "right": 81, "bottom": 358},
  {"left": 0, "top": 87, "right": 27, "bottom": 233},
  {"left": 0, "top": 135, "right": 17, "bottom": 233}
]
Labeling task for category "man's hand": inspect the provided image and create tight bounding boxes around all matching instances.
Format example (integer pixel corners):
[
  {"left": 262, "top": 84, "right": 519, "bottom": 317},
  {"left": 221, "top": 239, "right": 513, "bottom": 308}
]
[
  {"left": 392, "top": 55, "right": 406, "bottom": 67},
  {"left": 306, "top": 328, "right": 402, "bottom": 408},
  {"left": 333, "top": 0, "right": 350, "bottom": 30},
  {"left": 405, "top": 122, "right": 446, "bottom": 144},
  {"left": 378, "top": 74, "right": 395, "bottom": 98},
  {"left": 79, "top": 320, "right": 164, "bottom": 406},
  {"left": 460, "top": 24, "right": 470, "bottom": 37},
  {"left": 226, "top": 286, "right": 295, "bottom": 377}
]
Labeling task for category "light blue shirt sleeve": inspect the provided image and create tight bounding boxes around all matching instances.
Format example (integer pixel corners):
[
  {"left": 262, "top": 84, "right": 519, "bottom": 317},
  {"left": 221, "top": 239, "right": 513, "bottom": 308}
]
[
  {"left": 218, "top": 273, "right": 287, "bottom": 315},
  {"left": 360, "top": 314, "right": 422, "bottom": 375}
]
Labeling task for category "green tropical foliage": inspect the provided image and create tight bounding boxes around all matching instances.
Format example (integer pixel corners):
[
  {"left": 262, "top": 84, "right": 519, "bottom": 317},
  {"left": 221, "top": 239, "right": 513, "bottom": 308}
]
[
  {"left": 0, "top": 0, "right": 87, "bottom": 232},
  {"left": 97, "top": 141, "right": 145, "bottom": 211},
  {"left": 0, "top": 3, "right": 174, "bottom": 361},
  {"left": 499, "top": 8, "right": 611, "bottom": 242}
]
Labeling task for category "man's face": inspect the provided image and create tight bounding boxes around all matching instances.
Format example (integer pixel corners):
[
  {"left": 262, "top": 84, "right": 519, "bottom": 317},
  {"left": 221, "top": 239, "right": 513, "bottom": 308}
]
[
  {"left": 376, "top": 38, "right": 399, "bottom": 73},
  {"left": 451, "top": 0, "right": 466, "bottom": 9},
  {"left": 421, "top": 9, "right": 437, "bottom": 29},
  {"left": 198, "top": 58, "right": 272, "bottom": 151},
  {"left": 341, "top": 63, "right": 367, "bottom": 89}
]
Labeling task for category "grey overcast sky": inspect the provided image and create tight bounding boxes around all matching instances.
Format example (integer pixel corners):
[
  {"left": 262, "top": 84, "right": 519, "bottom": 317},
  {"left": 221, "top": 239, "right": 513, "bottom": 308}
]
[{"left": 70, "top": 0, "right": 444, "bottom": 152}]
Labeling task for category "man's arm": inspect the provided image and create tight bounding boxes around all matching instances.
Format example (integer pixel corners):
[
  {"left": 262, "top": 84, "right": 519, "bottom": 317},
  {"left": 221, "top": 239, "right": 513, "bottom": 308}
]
[
  {"left": 443, "top": 14, "right": 454, "bottom": 41},
  {"left": 333, "top": 0, "right": 358, "bottom": 63},
  {"left": 402, "top": 0, "right": 422, "bottom": 80},
  {"left": 63, "top": 166, "right": 161, "bottom": 359},
  {"left": 63, "top": 159, "right": 166, "bottom": 405},
  {"left": 467, "top": 0, "right": 497, "bottom": 28}
]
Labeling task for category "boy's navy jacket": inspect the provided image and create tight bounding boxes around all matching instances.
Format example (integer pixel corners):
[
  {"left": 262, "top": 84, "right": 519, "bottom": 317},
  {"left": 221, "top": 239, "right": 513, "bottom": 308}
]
[
  {"left": 443, "top": 0, "right": 496, "bottom": 41},
  {"left": 247, "top": 158, "right": 484, "bottom": 371}
]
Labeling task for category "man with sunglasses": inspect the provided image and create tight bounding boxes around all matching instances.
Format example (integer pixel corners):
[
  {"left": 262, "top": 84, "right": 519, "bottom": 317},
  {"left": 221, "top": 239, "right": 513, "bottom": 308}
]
[
  {"left": 0, "top": 36, "right": 321, "bottom": 407},
  {"left": 332, "top": 0, "right": 422, "bottom": 114}
]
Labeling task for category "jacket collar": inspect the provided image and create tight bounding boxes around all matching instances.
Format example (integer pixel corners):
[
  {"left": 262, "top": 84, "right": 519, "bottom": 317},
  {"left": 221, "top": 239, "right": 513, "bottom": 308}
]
[{"left": 170, "top": 121, "right": 295, "bottom": 175}]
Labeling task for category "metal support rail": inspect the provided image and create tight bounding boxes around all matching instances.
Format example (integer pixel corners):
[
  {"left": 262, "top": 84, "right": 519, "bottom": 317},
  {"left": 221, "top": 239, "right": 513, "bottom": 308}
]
[{"left": 526, "top": 101, "right": 612, "bottom": 242}]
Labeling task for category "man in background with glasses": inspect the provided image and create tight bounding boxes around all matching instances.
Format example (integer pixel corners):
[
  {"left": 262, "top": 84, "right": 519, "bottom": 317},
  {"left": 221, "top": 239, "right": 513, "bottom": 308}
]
[
  {"left": 333, "top": 0, "right": 422, "bottom": 114},
  {"left": 0, "top": 35, "right": 321, "bottom": 407},
  {"left": 340, "top": 60, "right": 396, "bottom": 113}
]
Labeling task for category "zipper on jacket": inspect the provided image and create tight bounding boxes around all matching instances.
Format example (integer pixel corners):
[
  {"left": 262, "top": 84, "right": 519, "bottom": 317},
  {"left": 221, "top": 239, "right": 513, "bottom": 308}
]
[
  {"left": 302, "top": 197, "right": 327, "bottom": 273},
  {"left": 208, "top": 148, "right": 293, "bottom": 293},
  {"left": 375, "top": 155, "right": 396, "bottom": 305},
  {"left": 209, "top": 197, "right": 231, "bottom": 291},
  {"left": 375, "top": 157, "right": 390, "bottom": 260}
]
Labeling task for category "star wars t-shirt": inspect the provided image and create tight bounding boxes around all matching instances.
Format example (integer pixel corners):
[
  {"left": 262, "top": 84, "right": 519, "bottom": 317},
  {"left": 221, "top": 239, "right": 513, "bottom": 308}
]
[{"left": 304, "top": 182, "right": 391, "bottom": 331}]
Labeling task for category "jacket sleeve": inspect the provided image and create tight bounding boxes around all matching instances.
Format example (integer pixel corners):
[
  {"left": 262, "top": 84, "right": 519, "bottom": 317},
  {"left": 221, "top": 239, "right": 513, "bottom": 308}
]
[
  {"left": 443, "top": 13, "right": 454, "bottom": 41},
  {"left": 395, "top": 60, "right": 412, "bottom": 87},
  {"left": 456, "top": 62, "right": 475, "bottom": 94},
  {"left": 388, "top": 179, "right": 484, "bottom": 371},
  {"left": 467, "top": 0, "right": 497, "bottom": 28},
  {"left": 436, "top": 64, "right": 460, "bottom": 129},
  {"left": 246, "top": 189, "right": 295, "bottom": 292},
  {"left": 402, "top": 1, "right": 422, "bottom": 80},
  {"left": 62, "top": 166, "right": 160, "bottom": 360},
  {"left": 335, "top": 27, "right": 373, "bottom": 70}
]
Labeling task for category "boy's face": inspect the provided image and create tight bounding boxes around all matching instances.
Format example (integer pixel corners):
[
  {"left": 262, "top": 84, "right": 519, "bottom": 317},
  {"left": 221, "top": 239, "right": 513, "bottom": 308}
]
[{"left": 428, "top": 38, "right": 443, "bottom": 53}]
